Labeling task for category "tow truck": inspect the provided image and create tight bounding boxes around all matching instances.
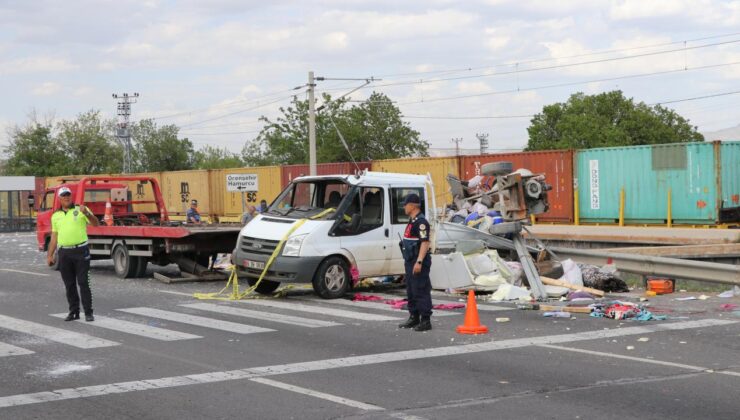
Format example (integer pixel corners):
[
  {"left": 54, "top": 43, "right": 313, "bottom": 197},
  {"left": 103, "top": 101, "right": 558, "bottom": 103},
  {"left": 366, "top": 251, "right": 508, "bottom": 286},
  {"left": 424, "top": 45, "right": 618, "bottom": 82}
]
[{"left": 37, "top": 176, "right": 241, "bottom": 279}]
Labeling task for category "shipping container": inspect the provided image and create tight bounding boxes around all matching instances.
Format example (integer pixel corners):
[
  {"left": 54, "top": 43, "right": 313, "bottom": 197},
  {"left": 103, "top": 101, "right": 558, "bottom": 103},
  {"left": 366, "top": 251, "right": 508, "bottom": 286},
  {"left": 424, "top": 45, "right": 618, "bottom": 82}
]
[
  {"left": 575, "top": 142, "right": 726, "bottom": 225},
  {"left": 371, "top": 157, "right": 459, "bottom": 206},
  {"left": 212, "top": 166, "right": 283, "bottom": 217},
  {"left": 160, "top": 170, "right": 212, "bottom": 216},
  {"left": 281, "top": 162, "right": 372, "bottom": 187},
  {"left": 460, "top": 150, "right": 575, "bottom": 222},
  {"left": 124, "top": 171, "right": 162, "bottom": 213},
  {"left": 720, "top": 141, "right": 740, "bottom": 211}
]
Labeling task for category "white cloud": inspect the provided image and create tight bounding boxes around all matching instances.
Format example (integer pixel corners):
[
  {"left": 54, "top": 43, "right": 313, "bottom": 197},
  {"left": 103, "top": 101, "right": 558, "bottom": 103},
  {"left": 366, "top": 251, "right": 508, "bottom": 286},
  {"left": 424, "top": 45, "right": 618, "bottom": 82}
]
[
  {"left": 609, "top": 0, "right": 688, "bottom": 20},
  {"left": 457, "top": 81, "right": 492, "bottom": 94},
  {"left": 0, "top": 56, "right": 77, "bottom": 75},
  {"left": 31, "top": 82, "right": 61, "bottom": 96},
  {"left": 322, "top": 31, "right": 349, "bottom": 51}
]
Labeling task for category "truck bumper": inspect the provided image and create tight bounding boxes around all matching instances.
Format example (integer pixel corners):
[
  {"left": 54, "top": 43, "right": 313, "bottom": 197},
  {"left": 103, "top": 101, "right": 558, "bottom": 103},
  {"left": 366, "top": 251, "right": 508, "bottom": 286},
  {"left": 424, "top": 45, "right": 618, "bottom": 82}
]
[{"left": 232, "top": 247, "right": 324, "bottom": 283}]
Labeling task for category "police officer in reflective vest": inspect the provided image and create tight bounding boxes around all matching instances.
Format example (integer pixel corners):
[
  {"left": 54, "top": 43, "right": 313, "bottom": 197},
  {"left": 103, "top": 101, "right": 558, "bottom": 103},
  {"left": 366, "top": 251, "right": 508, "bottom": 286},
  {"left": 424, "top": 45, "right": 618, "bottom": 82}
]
[
  {"left": 47, "top": 187, "right": 100, "bottom": 322},
  {"left": 398, "top": 193, "right": 433, "bottom": 332}
]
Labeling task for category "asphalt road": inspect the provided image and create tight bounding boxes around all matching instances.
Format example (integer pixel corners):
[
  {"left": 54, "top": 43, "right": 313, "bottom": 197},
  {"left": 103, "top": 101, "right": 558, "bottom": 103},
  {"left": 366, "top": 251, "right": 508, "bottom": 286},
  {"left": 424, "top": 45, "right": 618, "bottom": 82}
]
[{"left": 1, "top": 232, "right": 739, "bottom": 419}]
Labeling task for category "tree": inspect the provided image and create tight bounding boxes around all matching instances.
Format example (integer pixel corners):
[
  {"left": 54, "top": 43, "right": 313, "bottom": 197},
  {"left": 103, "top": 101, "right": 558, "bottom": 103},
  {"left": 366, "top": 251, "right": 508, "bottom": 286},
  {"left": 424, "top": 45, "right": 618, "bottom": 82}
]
[
  {"left": 130, "top": 119, "right": 195, "bottom": 172},
  {"left": 243, "top": 92, "right": 427, "bottom": 165},
  {"left": 3, "top": 119, "right": 65, "bottom": 176},
  {"left": 194, "top": 145, "right": 244, "bottom": 169},
  {"left": 56, "top": 110, "right": 122, "bottom": 174},
  {"left": 525, "top": 91, "right": 704, "bottom": 150}
]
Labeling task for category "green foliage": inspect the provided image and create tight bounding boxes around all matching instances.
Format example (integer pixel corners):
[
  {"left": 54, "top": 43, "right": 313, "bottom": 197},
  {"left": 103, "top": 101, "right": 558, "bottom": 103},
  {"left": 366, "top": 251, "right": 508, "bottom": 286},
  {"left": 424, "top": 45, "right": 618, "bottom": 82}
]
[
  {"left": 131, "top": 119, "right": 195, "bottom": 172},
  {"left": 56, "top": 110, "right": 123, "bottom": 174},
  {"left": 526, "top": 91, "right": 704, "bottom": 151},
  {"left": 3, "top": 121, "right": 64, "bottom": 176},
  {"left": 242, "top": 92, "right": 427, "bottom": 165},
  {"left": 193, "top": 145, "right": 244, "bottom": 169}
]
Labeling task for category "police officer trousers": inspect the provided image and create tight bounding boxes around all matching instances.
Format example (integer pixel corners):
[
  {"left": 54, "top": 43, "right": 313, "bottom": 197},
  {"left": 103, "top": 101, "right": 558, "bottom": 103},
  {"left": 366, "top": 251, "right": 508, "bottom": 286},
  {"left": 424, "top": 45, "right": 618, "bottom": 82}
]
[
  {"left": 404, "top": 258, "right": 432, "bottom": 318},
  {"left": 58, "top": 246, "right": 93, "bottom": 314}
]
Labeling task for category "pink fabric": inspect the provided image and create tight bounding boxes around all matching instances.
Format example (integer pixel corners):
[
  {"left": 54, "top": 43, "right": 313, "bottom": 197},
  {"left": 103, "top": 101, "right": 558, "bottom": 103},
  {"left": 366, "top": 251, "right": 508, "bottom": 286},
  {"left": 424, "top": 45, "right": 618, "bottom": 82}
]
[{"left": 352, "top": 293, "right": 464, "bottom": 310}]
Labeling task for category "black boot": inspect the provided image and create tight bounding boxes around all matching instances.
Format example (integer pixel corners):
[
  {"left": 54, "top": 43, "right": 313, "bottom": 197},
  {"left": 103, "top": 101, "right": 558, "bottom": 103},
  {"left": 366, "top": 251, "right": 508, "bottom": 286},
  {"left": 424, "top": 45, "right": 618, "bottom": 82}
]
[
  {"left": 64, "top": 312, "right": 80, "bottom": 321},
  {"left": 414, "top": 317, "right": 432, "bottom": 332},
  {"left": 398, "top": 314, "right": 420, "bottom": 329},
  {"left": 84, "top": 311, "right": 94, "bottom": 322}
]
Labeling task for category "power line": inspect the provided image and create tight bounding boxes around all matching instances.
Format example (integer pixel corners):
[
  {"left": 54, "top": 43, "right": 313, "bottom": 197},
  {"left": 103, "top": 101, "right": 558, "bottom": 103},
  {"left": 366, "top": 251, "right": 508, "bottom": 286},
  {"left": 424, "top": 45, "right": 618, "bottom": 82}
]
[
  {"left": 150, "top": 86, "right": 304, "bottom": 121},
  {"left": 180, "top": 129, "right": 262, "bottom": 136},
  {"left": 322, "top": 38, "right": 740, "bottom": 92},
  {"left": 404, "top": 114, "right": 533, "bottom": 120},
  {"left": 391, "top": 60, "right": 740, "bottom": 105},
  {"left": 370, "top": 31, "right": 740, "bottom": 80},
  {"left": 651, "top": 89, "right": 740, "bottom": 105},
  {"left": 178, "top": 92, "right": 302, "bottom": 128}
]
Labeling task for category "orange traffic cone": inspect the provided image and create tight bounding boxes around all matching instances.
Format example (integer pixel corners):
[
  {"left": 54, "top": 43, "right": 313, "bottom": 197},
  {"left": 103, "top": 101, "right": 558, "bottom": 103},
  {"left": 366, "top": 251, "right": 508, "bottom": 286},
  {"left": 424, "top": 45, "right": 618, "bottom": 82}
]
[
  {"left": 103, "top": 200, "right": 114, "bottom": 226},
  {"left": 456, "top": 290, "right": 489, "bottom": 335}
]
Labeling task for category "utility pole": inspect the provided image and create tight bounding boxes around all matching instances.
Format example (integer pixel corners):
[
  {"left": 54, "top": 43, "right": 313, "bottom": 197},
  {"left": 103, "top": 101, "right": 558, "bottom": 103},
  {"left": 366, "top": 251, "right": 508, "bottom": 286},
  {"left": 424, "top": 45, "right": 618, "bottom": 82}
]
[
  {"left": 307, "top": 71, "right": 317, "bottom": 176},
  {"left": 112, "top": 92, "right": 139, "bottom": 173},
  {"left": 476, "top": 133, "right": 489, "bottom": 155},
  {"left": 451, "top": 137, "right": 463, "bottom": 156}
]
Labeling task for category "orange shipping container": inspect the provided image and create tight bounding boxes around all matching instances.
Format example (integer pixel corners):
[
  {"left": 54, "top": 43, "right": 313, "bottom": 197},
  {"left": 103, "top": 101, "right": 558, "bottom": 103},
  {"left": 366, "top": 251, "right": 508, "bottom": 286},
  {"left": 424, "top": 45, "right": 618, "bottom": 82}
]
[
  {"left": 371, "top": 157, "right": 459, "bottom": 206},
  {"left": 281, "top": 162, "right": 372, "bottom": 188},
  {"left": 459, "top": 150, "right": 574, "bottom": 222}
]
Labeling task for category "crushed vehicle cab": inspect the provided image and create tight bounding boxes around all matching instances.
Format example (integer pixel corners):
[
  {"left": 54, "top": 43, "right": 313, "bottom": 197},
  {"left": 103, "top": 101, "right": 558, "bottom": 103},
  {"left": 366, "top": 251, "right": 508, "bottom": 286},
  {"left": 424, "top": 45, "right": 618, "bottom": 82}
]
[{"left": 233, "top": 171, "right": 436, "bottom": 298}]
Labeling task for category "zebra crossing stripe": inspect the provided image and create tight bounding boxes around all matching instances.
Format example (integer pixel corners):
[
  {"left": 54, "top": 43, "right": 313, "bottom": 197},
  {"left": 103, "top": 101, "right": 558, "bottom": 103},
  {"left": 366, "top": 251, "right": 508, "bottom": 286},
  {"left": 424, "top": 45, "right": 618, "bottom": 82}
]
[
  {"left": 49, "top": 314, "right": 201, "bottom": 341},
  {"left": 116, "top": 308, "right": 275, "bottom": 334},
  {"left": 234, "top": 299, "right": 403, "bottom": 321},
  {"left": 181, "top": 303, "right": 342, "bottom": 328},
  {"left": 0, "top": 314, "right": 118, "bottom": 349},
  {"left": 299, "top": 297, "right": 459, "bottom": 317},
  {"left": 0, "top": 341, "right": 34, "bottom": 357},
  {"left": 366, "top": 292, "right": 513, "bottom": 312}
]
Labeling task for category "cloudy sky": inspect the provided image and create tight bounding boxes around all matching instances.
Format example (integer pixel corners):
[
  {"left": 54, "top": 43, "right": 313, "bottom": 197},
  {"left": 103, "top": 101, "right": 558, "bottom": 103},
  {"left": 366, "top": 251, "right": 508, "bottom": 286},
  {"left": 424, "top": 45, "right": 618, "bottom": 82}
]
[{"left": 1, "top": 0, "right": 739, "bottom": 156}]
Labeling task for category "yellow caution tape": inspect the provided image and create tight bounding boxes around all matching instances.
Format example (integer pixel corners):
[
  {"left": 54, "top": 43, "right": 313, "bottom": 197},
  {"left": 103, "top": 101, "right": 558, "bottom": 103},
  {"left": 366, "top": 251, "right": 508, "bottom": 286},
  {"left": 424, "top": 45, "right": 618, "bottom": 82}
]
[
  {"left": 193, "top": 218, "right": 308, "bottom": 301},
  {"left": 309, "top": 207, "right": 351, "bottom": 222}
]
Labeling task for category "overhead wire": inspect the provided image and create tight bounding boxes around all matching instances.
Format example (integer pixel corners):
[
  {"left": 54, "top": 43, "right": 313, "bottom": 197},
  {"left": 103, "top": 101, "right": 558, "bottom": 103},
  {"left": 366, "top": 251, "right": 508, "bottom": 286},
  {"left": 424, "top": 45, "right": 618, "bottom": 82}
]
[
  {"left": 319, "top": 38, "right": 740, "bottom": 92},
  {"left": 369, "top": 30, "right": 740, "bottom": 80}
]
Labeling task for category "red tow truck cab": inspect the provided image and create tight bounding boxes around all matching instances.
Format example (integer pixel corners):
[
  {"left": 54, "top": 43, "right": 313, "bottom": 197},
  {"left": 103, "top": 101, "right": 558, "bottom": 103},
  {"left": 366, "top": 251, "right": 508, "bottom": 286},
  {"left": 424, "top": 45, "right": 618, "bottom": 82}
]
[{"left": 37, "top": 176, "right": 240, "bottom": 279}]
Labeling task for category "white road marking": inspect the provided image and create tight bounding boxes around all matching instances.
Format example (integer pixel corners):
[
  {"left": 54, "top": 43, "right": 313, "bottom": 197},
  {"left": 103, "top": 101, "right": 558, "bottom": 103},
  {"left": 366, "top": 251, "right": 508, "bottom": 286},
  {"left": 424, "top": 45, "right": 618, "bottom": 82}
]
[
  {"left": 181, "top": 303, "right": 342, "bottom": 328},
  {"left": 299, "top": 297, "right": 458, "bottom": 317},
  {"left": 235, "top": 299, "right": 403, "bottom": 321},
  {"left": 0, "top": 269, "right": 50, "bottom": 277},
  {"left": 0, "top": 319, "right": 732, "bottom": 409},
  {"left": 116, "top": 307, "right": 275, "bottom": 335},
  {"left": 538, "top": 344, "right": 710, "bottom": 371},
  {"left": 539, "top": 344, "right": 740, "bottom": 379},
  {"left": 250, "top": 377, "right": 383, "bottom": 411},
  {"left": 49, "top": 314, "right": 201, "bottom": 341},
  {"left": 0, "top": 341, "right": 34, "bottom": 357},
  {"left": 363, "top": 292, "right": 512, "bottom": 312},
  {"left": 156, "top": 290, "right": 193, "bottom": 297},
  {"left": 0, "top": 314, "right": 118, "bottom": 349}
]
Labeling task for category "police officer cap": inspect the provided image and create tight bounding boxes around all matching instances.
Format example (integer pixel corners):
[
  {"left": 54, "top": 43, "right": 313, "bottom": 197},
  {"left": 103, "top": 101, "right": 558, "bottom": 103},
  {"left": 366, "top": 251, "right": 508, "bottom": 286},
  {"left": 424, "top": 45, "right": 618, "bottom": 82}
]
[
  {"left": 191, "top": 199, "right": 198, "bottom": 205},
  {"left": 402, "top": 193, "right": 421, "bottom": 205},
  {"left": 58, "top": 187, "right": 72, "bottom": 197}
]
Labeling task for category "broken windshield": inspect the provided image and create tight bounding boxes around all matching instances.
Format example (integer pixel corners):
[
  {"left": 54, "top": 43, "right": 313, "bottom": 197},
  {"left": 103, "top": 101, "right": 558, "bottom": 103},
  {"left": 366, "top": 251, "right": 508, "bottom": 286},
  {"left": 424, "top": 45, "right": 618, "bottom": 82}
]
[{"left": 268, "top": 179, "right": 351, "bottom": 220}]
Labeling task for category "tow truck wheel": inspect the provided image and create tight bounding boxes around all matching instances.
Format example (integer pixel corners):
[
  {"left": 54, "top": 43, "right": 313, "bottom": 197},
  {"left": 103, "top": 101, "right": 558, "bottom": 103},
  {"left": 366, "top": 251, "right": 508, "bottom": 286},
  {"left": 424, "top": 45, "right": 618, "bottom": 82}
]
[
  {"left": 246, "top": 278, "right": 281, "bottom": 294},
  {"left": 112, "top": 244, "right": 137, "bottom": 278},
  {"left": 134, "top": 257, "right": 148, "bottom": 278},
  {"left": 313, "top": 256, "right": 350, "bottom": 299}
]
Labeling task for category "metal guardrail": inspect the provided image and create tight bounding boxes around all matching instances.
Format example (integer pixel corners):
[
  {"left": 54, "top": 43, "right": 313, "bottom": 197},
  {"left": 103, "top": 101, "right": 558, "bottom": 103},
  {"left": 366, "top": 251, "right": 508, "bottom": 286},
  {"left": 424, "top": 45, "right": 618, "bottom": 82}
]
[
  {"left": 551, "top": 246, "right": 740, "bottom": 286},
  {"left": 0, "top": 218, "right": 35, "bottom": 233}
]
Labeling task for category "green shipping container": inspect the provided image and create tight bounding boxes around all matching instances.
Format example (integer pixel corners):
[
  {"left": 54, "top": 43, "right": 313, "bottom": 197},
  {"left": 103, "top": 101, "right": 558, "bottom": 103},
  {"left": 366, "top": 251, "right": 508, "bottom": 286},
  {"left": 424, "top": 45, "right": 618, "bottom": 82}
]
[
  {"left": 576, "top": 142, "right": 731, "bottom": 225},
  {"left": 721, "top": 141, "right": 740, "bottom": 214}
]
